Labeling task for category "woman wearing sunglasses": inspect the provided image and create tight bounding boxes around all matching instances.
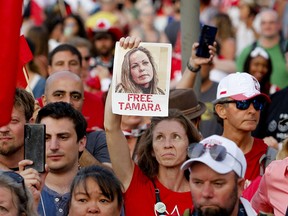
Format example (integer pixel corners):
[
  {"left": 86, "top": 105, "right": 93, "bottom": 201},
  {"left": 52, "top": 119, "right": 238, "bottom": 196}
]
[
  {"left": 213, "top": 72, "right": 276, "bottom": 200},
  {"left": 0, "top": 171, "right": 38, "bottom": 216}
]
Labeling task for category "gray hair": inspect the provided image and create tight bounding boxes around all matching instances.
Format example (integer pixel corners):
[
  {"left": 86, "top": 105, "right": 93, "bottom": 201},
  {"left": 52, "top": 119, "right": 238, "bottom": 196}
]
[{"left": 0, "top": 171, "right": 38, "bottom": 216}]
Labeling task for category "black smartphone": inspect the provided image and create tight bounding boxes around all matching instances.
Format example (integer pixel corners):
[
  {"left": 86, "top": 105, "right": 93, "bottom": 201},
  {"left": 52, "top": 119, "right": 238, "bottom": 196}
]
[
  {"left": 196, "top": 24, "right": 218, "bottom": 58},
  {"left": 24, "top": 123, "right": 46, "bottom": 173}
]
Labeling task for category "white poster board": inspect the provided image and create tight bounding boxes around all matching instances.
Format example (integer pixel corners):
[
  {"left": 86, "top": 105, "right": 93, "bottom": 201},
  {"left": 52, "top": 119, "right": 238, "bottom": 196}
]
[{"left": 112, "top": 42, "right": 172, "bottom": 116}]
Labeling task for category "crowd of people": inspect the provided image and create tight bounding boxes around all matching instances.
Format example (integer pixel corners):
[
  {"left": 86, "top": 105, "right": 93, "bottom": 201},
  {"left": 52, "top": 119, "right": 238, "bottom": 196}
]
[{"left": 0, "top": 0, "right": 288, "bottom": 215}]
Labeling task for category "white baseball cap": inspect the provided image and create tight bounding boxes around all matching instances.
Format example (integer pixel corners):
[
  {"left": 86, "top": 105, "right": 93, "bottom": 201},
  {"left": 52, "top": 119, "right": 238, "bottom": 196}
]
[
  {"left": 214, "top": 72, "right": 270, "bottom": 103},
  {"left": 181, "top": 135, "right": 247, "bottom": 178}
]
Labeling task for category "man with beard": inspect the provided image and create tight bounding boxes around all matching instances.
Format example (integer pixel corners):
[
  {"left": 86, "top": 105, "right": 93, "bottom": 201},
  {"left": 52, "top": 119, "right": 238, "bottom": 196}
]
[
  {"left": 181, "top": 135, "right": 256, "bottom": 216},
  {"left": 0, "top": 88, "right": 34, "bottom": 170},
  {"left": 91, "top": 28, "right": 119, "bottom": 74}
]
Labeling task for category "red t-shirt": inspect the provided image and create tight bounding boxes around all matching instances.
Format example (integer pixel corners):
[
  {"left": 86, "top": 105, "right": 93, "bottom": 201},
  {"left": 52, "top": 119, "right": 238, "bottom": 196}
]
[
  {"left": 244, "top": 138, "right": 268, "bottom": 181},
  {"left": 242, "top": 138, "right": 268, "bottom": 201},
  {"left": 82, "top": 91, "right": 104, "bottom": 131},
  {"left": 124, "top": 165, "right": 192, "bottom": 216}
]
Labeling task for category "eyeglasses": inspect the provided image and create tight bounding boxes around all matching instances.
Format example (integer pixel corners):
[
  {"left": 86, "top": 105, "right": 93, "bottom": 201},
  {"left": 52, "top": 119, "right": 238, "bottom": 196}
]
[
  {"left": 187, "top": 143, "right": 243, "bottom": 177},
  {"left": 2, "top": 171, "right": 27, "bottom": 200},
  {"left": 218, "top": 98, "right": 265, "bottom": 111},
  {"left": 250, "top": 47, "right": 269, "bottom": 59}
]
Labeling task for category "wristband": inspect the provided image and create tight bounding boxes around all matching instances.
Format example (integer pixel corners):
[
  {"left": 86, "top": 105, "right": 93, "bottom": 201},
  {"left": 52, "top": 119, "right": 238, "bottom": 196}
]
[{"left": 187, "top": 61, "right": 201, "bottom": 73}]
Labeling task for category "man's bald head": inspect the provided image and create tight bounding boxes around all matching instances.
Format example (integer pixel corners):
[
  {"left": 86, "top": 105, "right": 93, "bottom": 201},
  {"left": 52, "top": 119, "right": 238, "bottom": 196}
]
[{"left": 43, "top": 71, "right": 84, "bottom": 111}]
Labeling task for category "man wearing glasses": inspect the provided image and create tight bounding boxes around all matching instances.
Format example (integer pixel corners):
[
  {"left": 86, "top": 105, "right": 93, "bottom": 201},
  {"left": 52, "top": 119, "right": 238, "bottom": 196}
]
[
  {"left": 181, "top": 135, "right": 256, "bottom": 216},
  {"left": 213, "top": 72, "right": 277, "bottom": 199}
]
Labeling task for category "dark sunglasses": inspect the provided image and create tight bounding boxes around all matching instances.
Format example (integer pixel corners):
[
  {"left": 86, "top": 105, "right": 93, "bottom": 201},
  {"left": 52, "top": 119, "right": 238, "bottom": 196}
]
[
  {"left": 2, "top": 171, "right": 27, "bottom": 199},
  {"left": 187, "top": 143, "right": 243, "bottom": 177},
  {"left": 218, "top": 98, "right": 265, "bottom": 111}
]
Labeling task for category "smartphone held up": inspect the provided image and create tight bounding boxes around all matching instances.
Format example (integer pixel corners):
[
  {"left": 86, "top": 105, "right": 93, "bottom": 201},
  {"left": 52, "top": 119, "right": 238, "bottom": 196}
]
[
  {"left": 24, "top": 123, "right": 46, "bottom": 173},
  {"left": 196, "top": 24, "right": 217, "bottom": 58}
]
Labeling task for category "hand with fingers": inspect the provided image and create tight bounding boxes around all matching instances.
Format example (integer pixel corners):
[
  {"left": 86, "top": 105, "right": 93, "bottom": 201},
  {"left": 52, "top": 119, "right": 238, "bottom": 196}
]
[
  {"left": 187, "top": 41, "right": 217, "bottom": 72},
  {"left": 18, "top": 159, "right": 49, "bottom": 206},
  {"left": 119, "top": 36, "right": 142, "bottom": 49}
]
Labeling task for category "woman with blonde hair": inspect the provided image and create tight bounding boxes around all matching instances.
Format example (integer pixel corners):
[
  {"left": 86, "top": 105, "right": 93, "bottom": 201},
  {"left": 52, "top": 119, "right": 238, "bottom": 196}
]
[{"left": 115, "top": 46, "right": 165, "bottom": 94}]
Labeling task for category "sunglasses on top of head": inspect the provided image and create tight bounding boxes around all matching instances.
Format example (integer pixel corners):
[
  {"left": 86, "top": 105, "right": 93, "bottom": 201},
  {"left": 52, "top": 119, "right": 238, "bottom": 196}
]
[
  {"left": 187, "top": 143, "right": 243, "bottom": 177},
  {"left": 218, "top": 97, "right": 265, "bottom": 111}
]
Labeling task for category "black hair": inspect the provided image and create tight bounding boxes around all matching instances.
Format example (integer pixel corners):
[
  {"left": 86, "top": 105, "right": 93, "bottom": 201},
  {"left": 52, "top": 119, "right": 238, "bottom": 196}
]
[
  {"left": 36, "top": 102, "right": 87, "bottom": 141},
  {"left": 243, "top": 47, "right": 273, "bottom": 95},
  {"left": 68, "top": 165, "right": 123, "bottom": 211},
  {"left": 64, "top": 14, "right": 88, "bottom": 39},
  {"left": 48, "top": 43, "right": 82, "bottom": 67}
]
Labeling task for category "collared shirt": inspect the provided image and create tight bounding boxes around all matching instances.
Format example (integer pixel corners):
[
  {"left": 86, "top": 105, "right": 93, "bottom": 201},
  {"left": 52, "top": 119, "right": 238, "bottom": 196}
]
[
  {"left": 251, "top": 157, "right": 288, "bottom": 216},
  {"left": 38, "top": 185, "right": 70, "bottom": 216}
]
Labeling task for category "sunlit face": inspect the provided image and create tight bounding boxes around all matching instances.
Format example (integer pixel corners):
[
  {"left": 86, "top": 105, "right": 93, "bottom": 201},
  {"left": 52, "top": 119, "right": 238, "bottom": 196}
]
[
  {"left": 152, "top": 120, "right": 189, "bottom": 168},
  {"left": 0, "top": 107, "right": 26, "bottom": 157},
  {"left": 69, "top": 177, "right": 121, "bottom": 216},
  {"left": 42, "top": 117, "right": 86, "bottom": 173},
  {"left": 260, "top": 11, "right": 280, "bottom": 39},
  {"left": 49, "top": 51, "right": 81, "bottom": 76},
  {"left": 215, "top": 99, "right": 260, "bottom": 132},
  {"left": 249, "top": 56, "right": 269, "bottom": 82},
  {"left": 0, "top": 187, "right": 20, "bottom": 216},
  {"left": 189, "top": 163, "right": 242, "bottom": 216},
  {"left": 130, "top": 50, "right": 154, "bottom": 88},
  {"left": 43, "top": 74, "right": 84, "bottom": 111}
]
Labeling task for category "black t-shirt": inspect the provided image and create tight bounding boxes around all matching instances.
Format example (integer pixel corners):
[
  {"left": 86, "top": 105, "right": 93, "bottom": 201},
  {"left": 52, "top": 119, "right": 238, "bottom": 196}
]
[{"left": 253, "top": 87, "right": 288, "bottom": 143}]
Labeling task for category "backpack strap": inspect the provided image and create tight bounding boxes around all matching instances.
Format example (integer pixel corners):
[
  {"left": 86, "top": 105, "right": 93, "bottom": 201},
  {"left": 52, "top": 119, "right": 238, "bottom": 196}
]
[{"left": 259, "top": 146, "right": 277, "bottom": 176}]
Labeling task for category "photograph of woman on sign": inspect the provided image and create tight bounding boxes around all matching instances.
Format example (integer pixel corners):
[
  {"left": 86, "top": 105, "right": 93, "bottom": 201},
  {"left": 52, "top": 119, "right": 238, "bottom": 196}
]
[{"left": 115, "top": 46, "right": 165, "bottom": 94}]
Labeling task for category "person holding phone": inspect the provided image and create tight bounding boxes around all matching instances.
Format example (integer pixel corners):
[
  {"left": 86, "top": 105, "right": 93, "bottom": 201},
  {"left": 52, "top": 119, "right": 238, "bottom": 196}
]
[
  {"left": 0, "top": 88, "right": 46, "bottom": 209},
  {"left": 35, "top": 102, "right": 87, "bottom": 216},
  {"left": 115, "top": 46, "right": 165, "bottom": 94}
]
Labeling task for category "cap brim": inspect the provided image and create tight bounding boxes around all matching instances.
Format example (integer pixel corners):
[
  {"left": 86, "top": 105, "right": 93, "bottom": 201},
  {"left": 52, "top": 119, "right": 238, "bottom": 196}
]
[
  {"left": 181, "top": 153, "right": 233, "bottom": 174},
  {"left": 231, "top": 93, "right": 271, "bottom": 103},
  {"left": 213, "top": 92, "right": 271, "bottom": 104}
]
